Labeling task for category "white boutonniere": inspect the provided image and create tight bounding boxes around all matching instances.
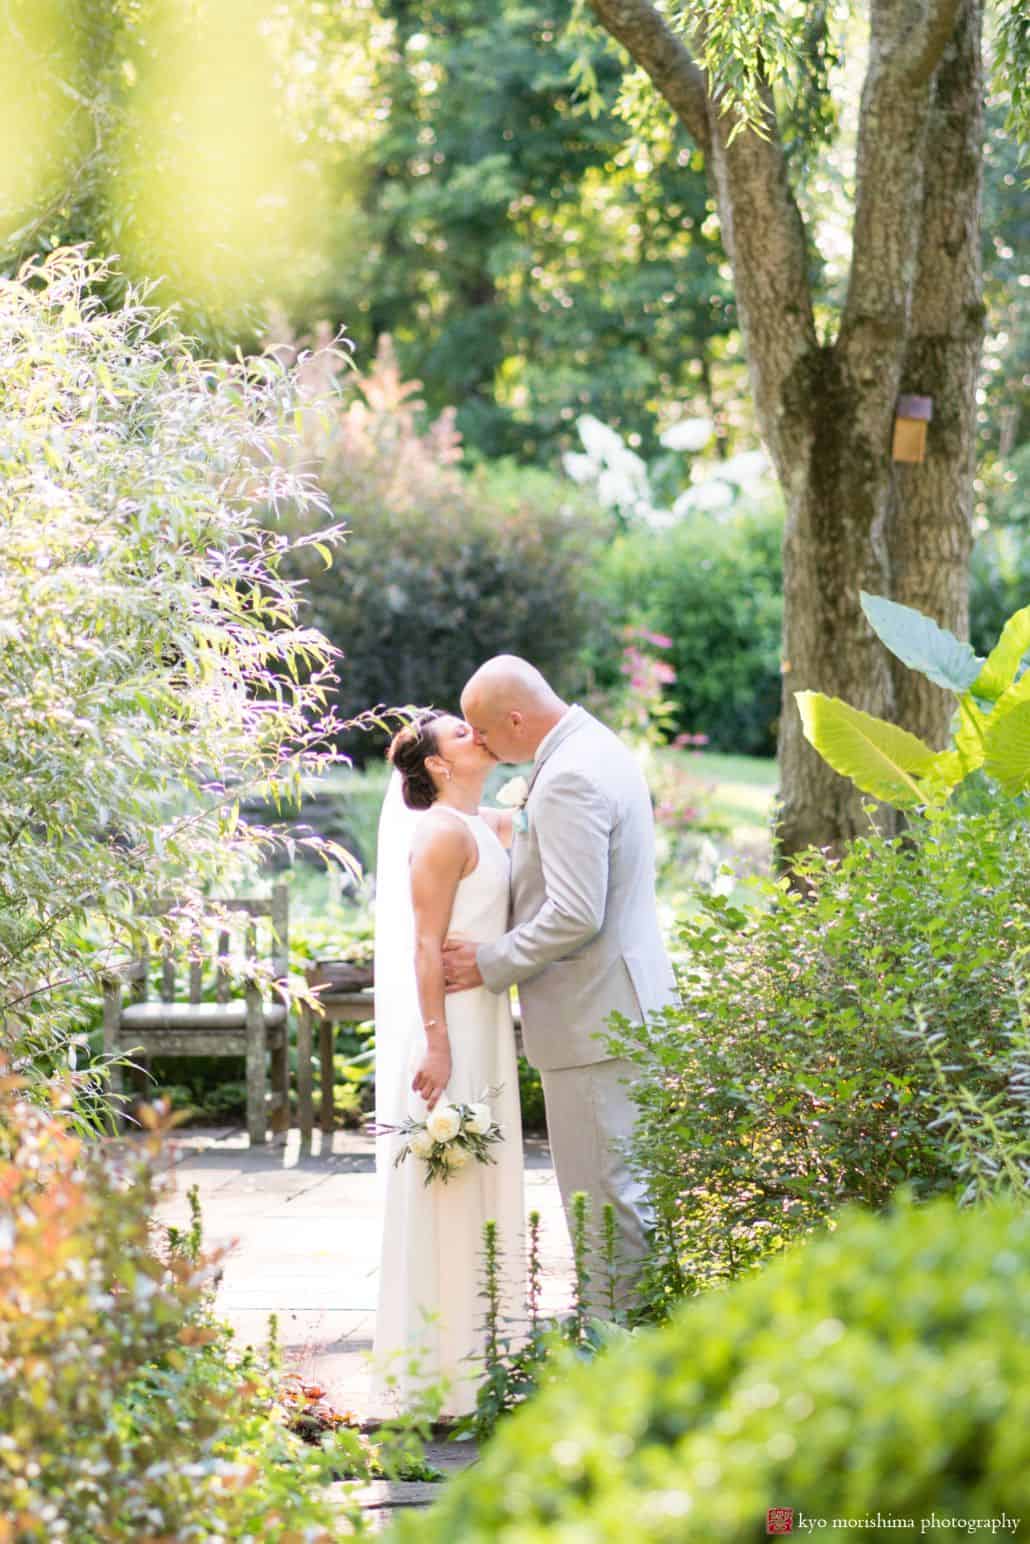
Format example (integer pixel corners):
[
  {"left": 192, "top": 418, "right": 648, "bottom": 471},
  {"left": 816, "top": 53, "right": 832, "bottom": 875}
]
[{"left": 496, "top": 774, "right": 530, "bottom": 833}]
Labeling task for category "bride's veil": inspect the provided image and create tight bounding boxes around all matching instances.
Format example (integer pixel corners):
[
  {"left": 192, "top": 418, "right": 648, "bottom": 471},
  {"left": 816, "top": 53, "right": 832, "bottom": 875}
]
[{"left": 372, "top": 768, "right": 423, "bottom": 1177}]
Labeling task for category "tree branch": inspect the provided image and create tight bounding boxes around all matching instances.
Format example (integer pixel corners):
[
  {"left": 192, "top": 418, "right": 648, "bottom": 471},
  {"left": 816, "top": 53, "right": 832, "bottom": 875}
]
[
  {"left": 897, "top": 0, "right": 966, "bottom": 84},
  {"left": 586, "top": 1, "right": 817, "bottom": 471},
  {"left": 887, "top": 0, "right": 984, "bottom": 734},
  {"left": 704, "top": 81, "right": 819, "bottom": 472},
  {"left": 840, "top": 0, "right": 963, "bottom": 400},
  {"left": 586, "top": 0, "right": 711, "bottom": 151}
]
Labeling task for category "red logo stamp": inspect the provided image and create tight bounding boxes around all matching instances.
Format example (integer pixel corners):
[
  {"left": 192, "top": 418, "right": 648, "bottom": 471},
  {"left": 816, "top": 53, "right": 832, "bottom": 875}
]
[{"left": 767, "top": 1509, "right": 794, "bottom": 1535}]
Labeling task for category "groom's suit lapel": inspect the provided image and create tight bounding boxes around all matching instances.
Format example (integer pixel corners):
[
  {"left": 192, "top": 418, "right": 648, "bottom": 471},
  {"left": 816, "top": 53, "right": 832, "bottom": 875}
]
[{"left": 525, "top": 704, "right": 588, "bottom": 799}]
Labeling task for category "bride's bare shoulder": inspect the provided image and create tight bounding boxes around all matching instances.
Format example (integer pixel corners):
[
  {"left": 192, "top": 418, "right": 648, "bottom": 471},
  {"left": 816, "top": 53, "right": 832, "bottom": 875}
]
[{"left": 410, "top": 808, "right": 475, "bottom": 870}]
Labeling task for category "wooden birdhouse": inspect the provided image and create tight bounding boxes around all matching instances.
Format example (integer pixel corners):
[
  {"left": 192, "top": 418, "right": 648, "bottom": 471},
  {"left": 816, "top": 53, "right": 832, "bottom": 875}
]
[{"left": 892, "top": 394, "right": 933, "bottom": 463}]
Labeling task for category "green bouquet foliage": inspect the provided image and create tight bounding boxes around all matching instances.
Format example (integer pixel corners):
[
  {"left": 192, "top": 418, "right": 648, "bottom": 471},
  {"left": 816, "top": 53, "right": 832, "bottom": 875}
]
[
  {"left": 396, "top": 1196, "right": 1030, "bottom": 1541},
  {"left": 606, "top": 801, "right": 1029, "bottom": 1298},
  {"left": 797, "top": 593, "right": 1030, "bottom": 805}
]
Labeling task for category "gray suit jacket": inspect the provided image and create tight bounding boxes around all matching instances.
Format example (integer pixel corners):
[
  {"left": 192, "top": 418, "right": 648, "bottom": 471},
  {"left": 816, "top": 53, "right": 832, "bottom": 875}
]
[{"left": 477, "top": 706, "right": 677, "bottom": 1071}]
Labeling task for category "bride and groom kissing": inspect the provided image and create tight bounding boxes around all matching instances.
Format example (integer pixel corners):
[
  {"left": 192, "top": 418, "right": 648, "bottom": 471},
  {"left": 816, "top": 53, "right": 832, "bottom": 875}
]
[{"left": 371, "top": 654, "right": 676, "bottom": 1417}]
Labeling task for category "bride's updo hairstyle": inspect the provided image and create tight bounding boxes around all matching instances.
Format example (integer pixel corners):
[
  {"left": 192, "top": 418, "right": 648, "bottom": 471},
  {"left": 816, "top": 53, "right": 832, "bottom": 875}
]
[{"left": 388, "top": 710, "right": 446, "bottom": 811}]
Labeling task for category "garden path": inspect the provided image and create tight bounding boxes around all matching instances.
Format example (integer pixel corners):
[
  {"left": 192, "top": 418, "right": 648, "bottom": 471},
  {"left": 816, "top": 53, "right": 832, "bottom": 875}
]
[{"left": 155, "top": 1125, "right": 573, "bottom": 1529}]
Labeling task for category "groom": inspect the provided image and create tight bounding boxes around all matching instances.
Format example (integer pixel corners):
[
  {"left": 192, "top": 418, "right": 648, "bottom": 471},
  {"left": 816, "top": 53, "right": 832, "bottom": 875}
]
[{"left": 442, "top": 655, "right": 677, "bottom": 1312}]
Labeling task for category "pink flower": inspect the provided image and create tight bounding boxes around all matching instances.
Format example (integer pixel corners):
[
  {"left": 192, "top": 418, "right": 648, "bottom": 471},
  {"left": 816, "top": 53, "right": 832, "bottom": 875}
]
[{"left": 644, "top": 631, "right": 673, "bottom": 649}]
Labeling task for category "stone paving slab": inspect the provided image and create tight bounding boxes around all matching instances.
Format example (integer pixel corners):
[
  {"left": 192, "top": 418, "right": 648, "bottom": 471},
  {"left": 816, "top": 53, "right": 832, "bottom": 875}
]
[
  {"left": 156, "top": 1123, "right": 573, "bottom": 1421},
  {"left": 332, "top": 1478, "right": 450, "bottom": 1529}
]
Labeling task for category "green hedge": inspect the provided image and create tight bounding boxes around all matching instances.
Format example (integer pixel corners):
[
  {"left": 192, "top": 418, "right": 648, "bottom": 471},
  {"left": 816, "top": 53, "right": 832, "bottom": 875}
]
[
  {"left": 395, "top": 1196, "right": 1030, "bottom": 1541},
  {"left": 298, "top": 451, "right": 612, "bottom": 756},
  {"left": 594, "top": 506, "right": 783, "bottom": 756}
]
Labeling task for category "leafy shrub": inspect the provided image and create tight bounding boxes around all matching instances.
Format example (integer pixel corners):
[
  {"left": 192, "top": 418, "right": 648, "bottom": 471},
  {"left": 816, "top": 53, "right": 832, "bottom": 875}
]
[
  {"left": 517, "top": 1056, "right": 547, "bottom": 1134},
  {"left": 0, "top": 249, "right": 346, "bottom": 1105},
  {"left": 0, "top": 1075, "right": 366, "bottom": 1540},
  {"left": 593, "top": 506, "right": 783, "bottom": 756},
  {"left": 606, "top": 802, "right": 1030, "bottom": 1299},
  {"left": 970, "top": 443, "right": 1030, "bottom": 657},
  {"left": 282, "top": 337, "right": 613, "bottom": 756},
  {"left": 397, "top": 1196, "right": 1030, "bottom": 1541}
]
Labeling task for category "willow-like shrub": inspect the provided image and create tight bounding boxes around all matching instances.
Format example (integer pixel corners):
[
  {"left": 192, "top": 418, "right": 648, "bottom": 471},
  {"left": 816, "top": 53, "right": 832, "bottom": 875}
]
[{"left": 0, "top": 249, "right": 346, "bottom": 1102}]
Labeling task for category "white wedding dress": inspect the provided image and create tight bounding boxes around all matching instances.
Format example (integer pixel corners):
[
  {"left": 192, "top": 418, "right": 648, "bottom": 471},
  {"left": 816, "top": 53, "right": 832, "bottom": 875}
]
[{"left": 370, "top": 789, "right": 525, "bottom": 1418}]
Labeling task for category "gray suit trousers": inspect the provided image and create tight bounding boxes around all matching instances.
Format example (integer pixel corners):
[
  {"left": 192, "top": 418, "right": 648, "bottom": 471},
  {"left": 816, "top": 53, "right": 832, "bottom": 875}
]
[{"left": 540, "top": 1056, "right": 653, "bottom": 1317}]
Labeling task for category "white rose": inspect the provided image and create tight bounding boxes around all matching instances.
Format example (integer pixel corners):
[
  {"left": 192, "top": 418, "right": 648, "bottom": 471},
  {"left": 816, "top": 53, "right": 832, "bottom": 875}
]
[
  {"left": 409, "top": 1128, "right": 435, "bottom": 1159},
  {"left": 496, "top": 776, "right": 529, "bottom": 809},
  {"left": 465, "top": 1102, "right": 492, "bottom": 1136},
  {"left": 446, "top": 1145, "right": 470, "bottom": 1170},
  {"left": 425, "top": 1103, "right": 461, "bottom": 1143}
]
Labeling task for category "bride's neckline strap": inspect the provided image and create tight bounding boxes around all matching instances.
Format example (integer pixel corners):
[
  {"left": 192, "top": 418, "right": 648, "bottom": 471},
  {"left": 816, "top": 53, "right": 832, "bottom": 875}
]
[{"left": 431, "top": 805, "right": 481, "bottom": 827}]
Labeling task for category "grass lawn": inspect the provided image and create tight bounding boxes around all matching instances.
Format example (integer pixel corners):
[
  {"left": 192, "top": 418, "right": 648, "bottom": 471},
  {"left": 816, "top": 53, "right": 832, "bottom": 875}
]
[
  {"left": 688, "top": 749, "right": 779, "bottom": 788},
  {"left": 651, "top": 749, "right": 778, "bottom": 931},
  {"left": 287, "top": 747, "right": 780, "bottom": 957},
  {"left": 684, "top": 750, "right": 778, "bottom": 839},
  {"left": 657, "top": 748, "right": 777, "bottom": 848}
]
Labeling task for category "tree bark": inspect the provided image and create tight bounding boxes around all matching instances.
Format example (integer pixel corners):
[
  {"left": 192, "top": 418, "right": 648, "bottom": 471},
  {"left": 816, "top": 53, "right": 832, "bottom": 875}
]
[
  {"left": 586, "top": 0, "right": 983, "bottom": 860},
  {"left": 887, "top": 0, "right": 984, "bottom": 745}
]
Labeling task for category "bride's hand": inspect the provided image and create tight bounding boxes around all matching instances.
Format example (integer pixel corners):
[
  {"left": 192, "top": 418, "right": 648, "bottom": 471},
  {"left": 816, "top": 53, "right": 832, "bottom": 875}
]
[{"left": 412, "top": 1043, "right": 452, "bottom": 1110}]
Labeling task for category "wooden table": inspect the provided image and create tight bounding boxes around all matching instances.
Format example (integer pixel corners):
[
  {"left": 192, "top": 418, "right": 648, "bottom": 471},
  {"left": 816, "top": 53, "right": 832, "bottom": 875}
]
[
  {"left": 296, "top": 985, "right": 524, "bottom": 1143},
  {"left": 297, "top": 988, "right": 374, "bottom": 1142}
]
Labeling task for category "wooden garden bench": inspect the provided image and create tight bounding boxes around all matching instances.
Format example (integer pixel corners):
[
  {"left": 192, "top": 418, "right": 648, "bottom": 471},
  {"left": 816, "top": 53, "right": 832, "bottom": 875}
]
[{"left": 102, "top": 886, "right": 290, "bottom": 1145}]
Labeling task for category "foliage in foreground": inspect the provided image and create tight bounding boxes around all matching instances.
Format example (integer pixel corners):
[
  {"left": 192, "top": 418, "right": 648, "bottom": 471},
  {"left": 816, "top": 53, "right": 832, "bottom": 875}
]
[
  {"left": 0, "top": 249, "right": 347, "bottom": 1105},
  {"left": 395, "top": 1196, "right": 1030, "bottom": 1542},
  {"left": 608, "top": 801, "right": 1029, "bottom": 1300},
  {"left": 0, "top": 1077, "right": 369, "bottom": 1541},
  {"left": 459, "top": 1196, "right": 629, "bottom": 1443}
]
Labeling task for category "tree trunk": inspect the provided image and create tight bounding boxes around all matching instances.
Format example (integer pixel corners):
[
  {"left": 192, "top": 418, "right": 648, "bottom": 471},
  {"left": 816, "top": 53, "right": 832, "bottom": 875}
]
[
  {"left": 887, "top": 0, "right": 984, "bottom": 745},
  {"left": 777, "top": 351, "right": 898, "bottom": 857},
  {"left": 585, "top": 0, "right": 982, "bottom": 861}
]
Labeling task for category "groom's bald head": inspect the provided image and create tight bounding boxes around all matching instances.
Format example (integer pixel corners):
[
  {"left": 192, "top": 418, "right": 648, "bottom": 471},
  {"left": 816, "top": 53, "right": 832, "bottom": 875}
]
[{"left": 461, "top": 655, "right": 567, "bottom": 764}]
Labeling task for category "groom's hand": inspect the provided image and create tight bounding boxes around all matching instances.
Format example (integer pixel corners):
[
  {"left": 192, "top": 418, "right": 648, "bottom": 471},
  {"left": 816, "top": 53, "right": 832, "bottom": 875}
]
[{"left": 442, "top": 937, "right": 484, "bottom": 992}]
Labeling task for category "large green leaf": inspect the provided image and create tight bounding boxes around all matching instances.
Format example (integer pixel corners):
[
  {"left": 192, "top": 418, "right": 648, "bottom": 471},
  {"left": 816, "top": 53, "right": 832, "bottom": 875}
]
[
  {"left": 953, "top": 698, "right": 988, "bottom": 775},
  {"left": 860, "top": 592, "right": 983, "bottom": 693},
  {"left": 796, "top": 691, "right": 938, "bottom": 809},
  {"left": 971, "top": 605, "right": 1030, "bottom": 701},
  {"left": 983, "top": 670, "right": 1030, "bottom": 794},
  {"left": 920, "top": 748, "right": 965, "bottom": 802}
]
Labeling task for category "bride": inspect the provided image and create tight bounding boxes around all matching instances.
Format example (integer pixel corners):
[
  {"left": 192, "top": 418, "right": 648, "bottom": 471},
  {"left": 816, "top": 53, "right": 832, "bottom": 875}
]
[{"left": 370, "top": 709, "right": 525, "bottom": 1418}]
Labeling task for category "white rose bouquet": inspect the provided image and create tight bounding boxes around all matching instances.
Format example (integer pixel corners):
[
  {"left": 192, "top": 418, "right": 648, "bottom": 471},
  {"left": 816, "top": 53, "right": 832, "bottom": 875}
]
[{"left": 371, "top": 1092, "right": 504, "bottom": 1187}]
